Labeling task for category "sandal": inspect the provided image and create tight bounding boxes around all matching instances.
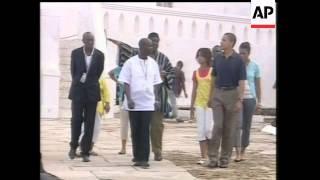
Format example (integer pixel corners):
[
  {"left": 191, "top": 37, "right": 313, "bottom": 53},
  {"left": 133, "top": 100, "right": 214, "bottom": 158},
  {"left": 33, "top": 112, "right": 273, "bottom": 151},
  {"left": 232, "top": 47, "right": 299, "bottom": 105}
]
[
  {"left": 197, "top": 159, "right": 206, "bottom": 165},
  {"left": 118, "top": 151, "right": 126, "bottom": 155}
]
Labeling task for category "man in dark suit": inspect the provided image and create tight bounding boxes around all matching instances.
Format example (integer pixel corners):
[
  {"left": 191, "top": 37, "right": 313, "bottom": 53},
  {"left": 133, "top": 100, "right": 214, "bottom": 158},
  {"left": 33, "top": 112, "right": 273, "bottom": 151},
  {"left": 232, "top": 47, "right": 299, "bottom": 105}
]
[{"left": 68, "top": 32, "right": 104, "bottom": 162}]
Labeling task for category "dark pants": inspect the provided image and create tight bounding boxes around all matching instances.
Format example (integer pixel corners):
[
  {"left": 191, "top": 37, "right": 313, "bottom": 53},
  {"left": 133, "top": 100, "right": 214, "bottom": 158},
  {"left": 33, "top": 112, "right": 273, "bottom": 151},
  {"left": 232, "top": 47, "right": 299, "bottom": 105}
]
[
  {"left": 234, "top": 98, "right": 256, "bottom": 148},
  {"left": 70, "top": 100, "right": 97, "bottom": 156},
  {"left": 208, "top": 88, "right": 240, "bottom": 164},
  {"left": 129, "top": 111, "right": 153, "bottom": 162}
]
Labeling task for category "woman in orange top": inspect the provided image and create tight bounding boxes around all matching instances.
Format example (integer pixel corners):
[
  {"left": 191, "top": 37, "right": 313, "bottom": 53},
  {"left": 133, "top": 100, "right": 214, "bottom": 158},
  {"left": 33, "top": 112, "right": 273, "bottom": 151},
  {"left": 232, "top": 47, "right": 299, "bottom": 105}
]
[{"left": 191, "top": 48, "right": 215, "bottom": 165}]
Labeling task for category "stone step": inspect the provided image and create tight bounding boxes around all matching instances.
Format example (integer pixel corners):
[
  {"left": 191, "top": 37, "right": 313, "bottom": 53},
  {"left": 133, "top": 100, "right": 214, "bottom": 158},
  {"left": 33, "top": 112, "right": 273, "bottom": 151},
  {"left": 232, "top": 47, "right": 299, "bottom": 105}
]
[
  {"left": 59, "top": 99, "right": 71, "bottom": 109},
  {"left": 59, "top": 86, "right": 70, "bottom": 93},
  {"left": 59, "top": 109, "right": 72, "bottom": 119},
  {"left": 58, "top": 39, "right": 83, "bottom": 120},
  {"left": 59, "top": 49, "right": 72, "bottom": 58},
  {"left": 255, "top": 108, "right": 276, "bottom": 116},
  {"left": 60, "top": 57, "right": 71, "bottom": 65},
  {"left": 60, "top": 75, "right": 71, "bottom": 82},
  {"left": 60, "top": 88, "right": 69, "bottom": 95},
  {"left": 60, "top": 39, "right": 82, "bottom": 49},
  {"left": 59, "top": 93, "right": 69, "bottom": 99},
  {"left": 59, "top": 81, "right": 71, "bottom": 90},
  {"left": 60, "top": 64, "right": 70, "bottom": 73},
  {"left": 264, "top": 117, "right": 275, "bottom": 123}
]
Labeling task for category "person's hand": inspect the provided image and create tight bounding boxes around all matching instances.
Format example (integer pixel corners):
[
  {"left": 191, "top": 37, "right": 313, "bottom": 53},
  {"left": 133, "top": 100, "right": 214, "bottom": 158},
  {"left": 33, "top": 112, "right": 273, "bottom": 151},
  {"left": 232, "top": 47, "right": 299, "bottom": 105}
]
[
  {"left": 184, "top": 92, "right": 188, "bottom": 98},
  {"left": 104, "top": 102, "right": 110, "bottom": 113},
  {"left": 234, "top": 100, "right": 242, "bottom": 112},
  {"left": 190, "top": 107, "right": 195, "bottom": 120},
  {"left": 128, "top": 99, "right": 135, "bottom": 109},
  {"left": 154, "top": 100, "right": 160, "bottom": 111},
  {"left": 207, "top": 99, "right": 212, "bottom": 108},
  {"left": 160, "top": 71, "right": 167, "bottom": 80},
  {"left": 80, "top": 73, "right": 87, "bottom": 83}
]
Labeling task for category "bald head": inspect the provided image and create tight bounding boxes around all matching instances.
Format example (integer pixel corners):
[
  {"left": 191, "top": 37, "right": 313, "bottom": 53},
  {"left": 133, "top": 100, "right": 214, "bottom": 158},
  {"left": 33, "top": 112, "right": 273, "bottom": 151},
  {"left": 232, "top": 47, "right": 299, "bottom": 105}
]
[
  {"left": 138, "top": 38, "right": 153, "bottom": 58},
  {"left": 82, "top": 32, "right": 95, "bottom": 49},
  {"left": 139, "top": 38, "right": 152, "bottom": 48}
]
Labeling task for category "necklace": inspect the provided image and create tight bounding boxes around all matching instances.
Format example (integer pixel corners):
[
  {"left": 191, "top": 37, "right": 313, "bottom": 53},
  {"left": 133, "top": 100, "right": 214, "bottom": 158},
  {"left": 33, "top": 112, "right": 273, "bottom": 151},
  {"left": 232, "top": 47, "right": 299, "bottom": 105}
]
[{"left": 139, "top": 59, "right": 148, "bottom": 80}]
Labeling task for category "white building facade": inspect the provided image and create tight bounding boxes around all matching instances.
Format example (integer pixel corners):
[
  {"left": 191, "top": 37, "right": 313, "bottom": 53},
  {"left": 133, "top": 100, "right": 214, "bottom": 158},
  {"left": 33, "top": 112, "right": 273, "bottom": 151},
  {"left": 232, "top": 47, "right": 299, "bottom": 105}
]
[{"left": 40, "top": 2, "right": 276, "bottom": 119}]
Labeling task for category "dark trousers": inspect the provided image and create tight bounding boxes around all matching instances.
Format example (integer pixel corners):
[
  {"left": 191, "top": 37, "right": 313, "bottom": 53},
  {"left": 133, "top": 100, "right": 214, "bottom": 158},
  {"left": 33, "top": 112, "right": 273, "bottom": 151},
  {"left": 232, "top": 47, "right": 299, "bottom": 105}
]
[
  {"left": 129, "top": 111, "right": 153, "bottom": 162},
  {"left": 70, "top": 100, "right": 97, "bottom": 156}
]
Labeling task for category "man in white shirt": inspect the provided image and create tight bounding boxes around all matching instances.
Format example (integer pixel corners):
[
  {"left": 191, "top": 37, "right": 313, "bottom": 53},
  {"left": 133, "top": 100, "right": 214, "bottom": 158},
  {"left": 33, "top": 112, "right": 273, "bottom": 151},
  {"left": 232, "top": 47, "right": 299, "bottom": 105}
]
[{"left": 118, "top": 38, "right": 162, "bottom": 168}]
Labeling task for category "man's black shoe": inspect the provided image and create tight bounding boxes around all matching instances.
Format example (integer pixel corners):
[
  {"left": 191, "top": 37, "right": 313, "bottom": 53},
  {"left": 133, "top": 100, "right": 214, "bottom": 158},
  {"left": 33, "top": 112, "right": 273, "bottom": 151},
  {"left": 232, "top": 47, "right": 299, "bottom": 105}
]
[{"left": 68, "top": 148, "right": 76, "bottom": 160}]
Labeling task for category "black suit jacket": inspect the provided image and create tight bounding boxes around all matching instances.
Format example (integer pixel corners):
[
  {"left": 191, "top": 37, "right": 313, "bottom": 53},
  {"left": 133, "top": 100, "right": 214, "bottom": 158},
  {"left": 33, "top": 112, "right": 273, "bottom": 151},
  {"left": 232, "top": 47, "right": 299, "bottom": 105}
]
[{"left": 68, "top": 47, "right": 104, "bottom": 102}]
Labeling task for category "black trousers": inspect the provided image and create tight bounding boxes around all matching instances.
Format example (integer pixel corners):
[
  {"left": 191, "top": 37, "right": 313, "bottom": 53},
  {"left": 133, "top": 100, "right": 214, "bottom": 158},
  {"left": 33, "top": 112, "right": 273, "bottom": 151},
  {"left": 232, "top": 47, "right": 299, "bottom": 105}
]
[
  {"left": 70, "top": 100, "right": 97, "bottom": 156},
  {"left": 129, "top": 111, "right": 153, "bottom": 162}
]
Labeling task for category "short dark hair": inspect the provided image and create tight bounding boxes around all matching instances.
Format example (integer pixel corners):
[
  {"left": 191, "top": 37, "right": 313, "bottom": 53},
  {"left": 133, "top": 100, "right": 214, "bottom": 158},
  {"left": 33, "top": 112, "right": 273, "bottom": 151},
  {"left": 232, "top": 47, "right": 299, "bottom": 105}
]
[
  {"left": 177, "top": 61, "right": 183, "bottom": 67},
  {"left": 196, "top": 48, "right": 212, "bottom": 65},
  {"left": 224, "top": 33, "right": 237, "bottom": 47},
  {"left": 212, "top": 45, "right": 220, "bottom": 50},
  {"left": 148, "top": 32, "right": 160, "bottom": 39},
  {"left": 239, "top": 42, "right": 251, "bottom": 54},
  {"left": 82, "top": 32, "right": 93, "bottom": 39}
]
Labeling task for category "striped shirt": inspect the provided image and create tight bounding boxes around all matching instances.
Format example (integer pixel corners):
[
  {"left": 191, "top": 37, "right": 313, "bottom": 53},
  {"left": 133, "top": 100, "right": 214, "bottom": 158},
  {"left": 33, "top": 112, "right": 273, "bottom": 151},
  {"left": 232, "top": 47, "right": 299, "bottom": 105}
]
[{"left": 150, "top": 51, "right": 175, "bottom": 113}]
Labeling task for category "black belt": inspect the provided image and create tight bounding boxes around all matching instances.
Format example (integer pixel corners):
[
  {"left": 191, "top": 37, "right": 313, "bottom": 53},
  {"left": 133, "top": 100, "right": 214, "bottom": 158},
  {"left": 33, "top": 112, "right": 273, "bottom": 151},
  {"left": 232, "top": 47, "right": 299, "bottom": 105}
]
[{"left": 217, "top": 86, "right": 237, "bottom": 91}]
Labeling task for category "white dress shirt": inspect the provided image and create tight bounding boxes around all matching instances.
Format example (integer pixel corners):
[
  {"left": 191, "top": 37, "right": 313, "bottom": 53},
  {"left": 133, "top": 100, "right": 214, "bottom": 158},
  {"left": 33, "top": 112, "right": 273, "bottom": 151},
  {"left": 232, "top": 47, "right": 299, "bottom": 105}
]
[
  {"left": 83, "top": 47, "right": 95, "bottom": 71},
  {"left": 118, "top": 55, "right": 162, "bottom": 111}
]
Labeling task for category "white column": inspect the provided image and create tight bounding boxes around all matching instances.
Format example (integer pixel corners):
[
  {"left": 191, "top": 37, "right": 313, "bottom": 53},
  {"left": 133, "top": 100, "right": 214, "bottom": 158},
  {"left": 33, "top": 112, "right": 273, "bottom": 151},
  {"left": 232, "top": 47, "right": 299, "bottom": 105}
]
[
  {"left": 40, "top": 7, "right": 61, "bottom": 119},
  {"left": 91, "top": 3, "right": 116, "bottom": 118}
]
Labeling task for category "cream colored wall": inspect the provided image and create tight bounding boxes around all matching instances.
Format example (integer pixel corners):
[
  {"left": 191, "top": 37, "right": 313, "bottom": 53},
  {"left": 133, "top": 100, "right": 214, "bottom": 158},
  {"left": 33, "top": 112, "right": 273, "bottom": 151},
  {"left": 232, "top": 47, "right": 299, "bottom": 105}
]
[{"left": 40, "top": 2, "right": 276, "bottom": 119}]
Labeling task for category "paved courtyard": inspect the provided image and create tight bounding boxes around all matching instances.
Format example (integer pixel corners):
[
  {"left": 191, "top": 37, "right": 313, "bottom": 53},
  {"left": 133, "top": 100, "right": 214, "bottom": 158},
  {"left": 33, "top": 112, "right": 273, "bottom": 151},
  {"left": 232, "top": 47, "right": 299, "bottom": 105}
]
[{"left": 41, "top": 115, "right": 276, "bottom": 180}]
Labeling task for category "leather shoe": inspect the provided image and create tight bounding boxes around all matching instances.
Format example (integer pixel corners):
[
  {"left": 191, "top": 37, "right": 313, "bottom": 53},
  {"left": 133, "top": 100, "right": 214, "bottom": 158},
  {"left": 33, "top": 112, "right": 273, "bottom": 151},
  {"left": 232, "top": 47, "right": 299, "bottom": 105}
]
[
  {"left": 219, "top": 162, "right": 229, "bottom": 168},
  {"left": 140, "top": 161, "right": 150, "bottom": 169},
  {"left": 154, "top": 153, "right": 163, "bottom": 161},
  {"left": 68, "top": 148, "right": 76, "bottom": 160},
  {"left": 133, "top": 161, "right": 143, "bottom": 166},
  {"left": 82, "top": 155, "right": 90, "bottom": 162},
  {"left": 205, "top": 161, "right": 219, "bottom": 168}
]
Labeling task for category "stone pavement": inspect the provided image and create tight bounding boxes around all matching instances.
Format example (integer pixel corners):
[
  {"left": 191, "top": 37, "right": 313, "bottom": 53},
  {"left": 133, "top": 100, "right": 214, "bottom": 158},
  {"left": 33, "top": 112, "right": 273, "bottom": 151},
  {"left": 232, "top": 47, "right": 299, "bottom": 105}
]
[{"left": 41, "top": 115, "right": 275, "bottom": 180}]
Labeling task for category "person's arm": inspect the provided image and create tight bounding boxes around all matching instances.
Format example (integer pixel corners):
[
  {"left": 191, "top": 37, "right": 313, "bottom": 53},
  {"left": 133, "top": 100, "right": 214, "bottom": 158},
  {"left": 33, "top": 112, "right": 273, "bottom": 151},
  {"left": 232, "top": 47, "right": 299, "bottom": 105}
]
[
  {"left": 190, "top": 71, "right": 197, "bottom": 119},
  {"left": 108, "top": 68, "right": 118, "bottom": 83},
  {"left": 208, "top": 71, "right": 215, "bottom": 108},
  {"left": 255, "top": 64, "right": 262, "bottom": 107},
  {"left": 153, "top": 63, "right": 163, "bottom": 110},
  {"left": 101, "top": 79, "right": 111, "bottom": 113},
  {"left": 238, "top": 80, "right": 245, "bottom": 101},
  {"left": 163, "top": 57, "right": 175, "bottom": 90},
  {"left": 70, "top": 50, "right": 76, "bottom": 80},
  {"left": 118, "top": 61, "right": 134, "bottom": 109},
  {"left": 238, "top": 59, "right": 247, "bottom": 101},
  {"left": 235, "top": 59, "right": 246, "bottom": 112},
  {"left": 255, "top": 78, "right": 261, "bottom": 104},
  {"left": 181, "top": 71, "right": 188, "bottom": 98},
  {"left": 124, "top": 83, "right": 134, "bottom": 109},
  {"left": 97, "top": 53, "right": 105, "bottom": 79}
]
